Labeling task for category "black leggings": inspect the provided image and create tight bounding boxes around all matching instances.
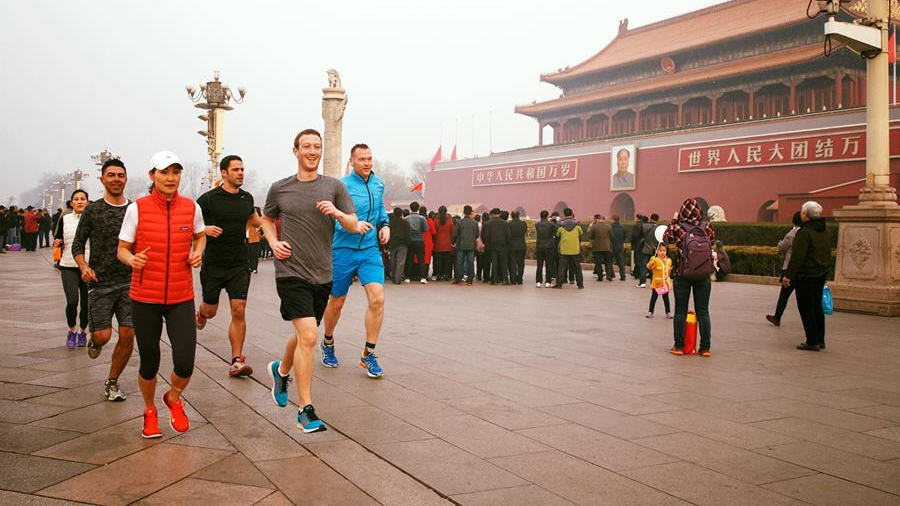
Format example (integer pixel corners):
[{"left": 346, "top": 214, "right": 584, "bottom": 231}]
[
  {"left": 60, "top": 267, "right": 88, "bottom": 329},
  {"left": 649, "top": 290, "right": 671, "bottom": 314},
  {"left": 132, "top": 300, "right": 196, "bottom": 380}
]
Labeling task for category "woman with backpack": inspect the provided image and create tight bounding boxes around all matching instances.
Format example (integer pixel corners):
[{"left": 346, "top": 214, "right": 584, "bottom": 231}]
[{"left": 663, "top": 198, "right": 717, "bottom": 357}]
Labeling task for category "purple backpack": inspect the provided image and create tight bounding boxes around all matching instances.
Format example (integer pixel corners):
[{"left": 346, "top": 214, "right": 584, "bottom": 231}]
[{"left": 679, "top": 221, "right": 714, "bottom": 280}]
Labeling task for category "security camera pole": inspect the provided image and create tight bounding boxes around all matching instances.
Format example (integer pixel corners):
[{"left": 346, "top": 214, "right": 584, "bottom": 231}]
[{"left": 825, "top": 0, "right": 900, "bottom": 315}]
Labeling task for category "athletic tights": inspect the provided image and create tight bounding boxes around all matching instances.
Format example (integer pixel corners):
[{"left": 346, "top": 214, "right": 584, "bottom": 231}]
[
  {"left": 60, "top": 267, "right": 88, "bottom": 329},
  {"left": 132, "top": 300, "right": 196, "bottom": 380}
]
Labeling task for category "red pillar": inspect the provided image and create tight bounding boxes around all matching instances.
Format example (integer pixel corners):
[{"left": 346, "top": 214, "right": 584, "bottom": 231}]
[
  {"left": 860, "top": 77, "right": 867, "bottom": 105},
  {"left": 748, "top": 88, "right": 755, "bottom": 119},
  {"left": 634, "top": 108, "right": 641, "bottom": 133},
  {"left": 538, "top": 123, "right": 544, "bottom": 146},
  {"left": 835, "top": 70, "right": 843, "bottom": 108},
  {"left": 711, "top": 96, "right": 718, "bottom": 123},
  {"left": 789, "top": 79, "right": 796, "bottom": 114},
  {"left": 608, "top": 114, "right": 614, "bottom": 136},
  {"left": 677, "top": 102, "right": 684, "bottom": 127},
  {"left": 581, "top": 117, "right": 588, "bottom": 141}
]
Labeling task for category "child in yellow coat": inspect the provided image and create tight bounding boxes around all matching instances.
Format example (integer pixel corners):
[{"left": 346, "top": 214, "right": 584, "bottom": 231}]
[{"left": 646, "top": 243, "right": 673, "bottom": 318}]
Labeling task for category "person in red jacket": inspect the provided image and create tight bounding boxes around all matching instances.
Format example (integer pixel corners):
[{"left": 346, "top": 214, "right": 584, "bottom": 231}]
[
  {"left": 432, "top": 205, "right": 455, "bottom": 281},
  {"left": 22, "top": 206, "right": 40, "bottom": 251},
  {"left": 117, "top": 151, "right": 206, "bottom": 439}
]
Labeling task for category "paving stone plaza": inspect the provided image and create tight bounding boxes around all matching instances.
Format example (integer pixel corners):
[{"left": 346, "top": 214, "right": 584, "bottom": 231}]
[{"left": 0, "top": 249, "right": 899, "bottom": 505}]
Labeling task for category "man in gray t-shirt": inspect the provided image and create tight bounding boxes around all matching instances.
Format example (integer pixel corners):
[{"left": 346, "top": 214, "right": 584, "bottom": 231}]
[
  {"left": 264, "top": 175, "right": 355, "bottom": 284},
  {"left": 261, "top": 128, "right": 365, "bottom": 434}
]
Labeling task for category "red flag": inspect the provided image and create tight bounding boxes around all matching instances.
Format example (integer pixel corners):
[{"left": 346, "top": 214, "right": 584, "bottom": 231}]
[
  {"left": 410, "top": 181, "right": 424, "bottom": 192},
  {"left": 890, "top": 29, "right": 896, "bottom": 64},
  {"left": 429, "top": 145, "right": 442, "bottom": 171},
  {"left": 450, "top": 145, "right": 458, "bottom": 161}
]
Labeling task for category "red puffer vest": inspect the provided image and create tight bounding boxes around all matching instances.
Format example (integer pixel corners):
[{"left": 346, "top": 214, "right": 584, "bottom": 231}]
[{"left": 129, "top": 189, "right": 197, "bottom": 305}]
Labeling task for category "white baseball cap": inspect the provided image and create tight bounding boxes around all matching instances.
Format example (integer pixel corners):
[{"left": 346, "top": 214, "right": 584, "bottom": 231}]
[{"left": 150, "top": 151, "right": 183, "bottom": 171}]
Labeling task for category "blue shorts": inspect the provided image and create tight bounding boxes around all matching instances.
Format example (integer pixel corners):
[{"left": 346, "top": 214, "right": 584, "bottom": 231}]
[{"left": 331, "top": 247, "right": 385, "bottom": 297}]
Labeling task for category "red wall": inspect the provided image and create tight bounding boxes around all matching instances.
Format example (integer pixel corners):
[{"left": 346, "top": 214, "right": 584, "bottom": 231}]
[{"left": 425, "top": 116, "right": 900, "bottom": 222}]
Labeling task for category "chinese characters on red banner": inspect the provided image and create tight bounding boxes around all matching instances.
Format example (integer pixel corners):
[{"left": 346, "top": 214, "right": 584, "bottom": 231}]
[
  {"left": 471, "top": 159, "right": 578, "bottom": 187},
  {"left": 677, "top": 131, "right": 866, "bottom": 172}
]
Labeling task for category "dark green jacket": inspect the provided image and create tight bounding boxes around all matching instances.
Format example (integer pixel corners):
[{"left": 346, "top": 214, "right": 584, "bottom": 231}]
[{"left": 785, "top": 218, "right": 830, "bottom": 279}]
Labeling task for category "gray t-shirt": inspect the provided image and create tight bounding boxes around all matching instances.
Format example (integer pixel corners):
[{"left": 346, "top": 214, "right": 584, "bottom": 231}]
[
  {"left": 263, "top": 174, "right": 355, "bottom": 284},
  {"left": 406, "top": 214, "right": 429, "bottom": 241}
]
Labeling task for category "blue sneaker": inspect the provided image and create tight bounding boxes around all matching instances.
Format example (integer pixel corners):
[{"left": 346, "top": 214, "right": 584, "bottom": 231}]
[
  {"left": 267, "top": 360, "right": 291, "bottom": 407},
  {"left": 321, "top": 343, "right": 339, "bottom": 368},
  {"left": 297, "top": 404, "right": 327, "bottom": 433},
  {"left": 359, "top": 351, "right": 383, "bottom": 378}
]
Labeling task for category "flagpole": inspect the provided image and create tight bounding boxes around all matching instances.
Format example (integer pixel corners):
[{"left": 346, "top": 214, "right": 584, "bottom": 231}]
[
  {"left": 894, "top": 22, "right": 897, "bottom": 105},
  {"left": 489, "top": 111, "right": 493, "bottom": 155},
  {"left": 471, "top": 115, "right": 475, "bottom": 158}
]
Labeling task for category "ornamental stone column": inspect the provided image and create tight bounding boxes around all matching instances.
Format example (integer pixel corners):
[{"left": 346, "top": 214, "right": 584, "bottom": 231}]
[
  {"left": 831, "top": 0, "right": 900, "bottom": 316},
  {"left": 322, "top": 69, "right": 348, "bottom": 179}
]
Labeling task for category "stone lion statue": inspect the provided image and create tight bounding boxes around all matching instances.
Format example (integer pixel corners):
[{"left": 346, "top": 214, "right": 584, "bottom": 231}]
[
  {"left": 326, "top": 69, "right": 342, "bottom": 89},
  {"left": 707, "top": 205, "right": 727, "bottom": 222}
]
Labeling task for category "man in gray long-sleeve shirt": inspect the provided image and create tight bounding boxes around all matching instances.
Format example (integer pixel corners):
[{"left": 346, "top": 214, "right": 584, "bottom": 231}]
[
  {"left": 452, "top": 205, "right": 479, "bottom": 284},
  {"left": 405, "top": 201, "right": 429, "bottom": 283}
]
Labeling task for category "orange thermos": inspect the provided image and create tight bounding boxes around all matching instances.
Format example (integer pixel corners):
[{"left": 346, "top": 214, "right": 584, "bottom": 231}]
[{"left": 683, "top": 311, "right": 698, "bottom": 355}]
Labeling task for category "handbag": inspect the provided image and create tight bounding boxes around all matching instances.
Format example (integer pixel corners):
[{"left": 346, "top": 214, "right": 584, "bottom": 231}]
[
  {"left": 822, "top": 284, "right": 834, "bottom": 315},
  {"left": 655, "top": 285, "right": 669, "bottom": 295},
  {"left": 53, "top": 245, "right": 62, "bottom": 263}
]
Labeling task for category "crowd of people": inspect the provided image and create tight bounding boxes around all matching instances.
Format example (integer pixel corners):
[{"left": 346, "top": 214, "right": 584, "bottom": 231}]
[
  {"left": 2, "top": 126, "right": 832, "bottom": 440},
  {"left": 0, "top": 205, "right": 62, "bottom": 252}
]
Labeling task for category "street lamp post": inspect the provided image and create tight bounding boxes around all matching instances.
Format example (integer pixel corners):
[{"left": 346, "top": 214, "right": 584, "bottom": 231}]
[
  {"left": 824, "top": 0, "right": 900, "bottom": 315},
  {"left": 91, "top": 149, "right": 120, "bottom": 174},
  {"left": 186, "top": 71, "right": 246, "bottom": 188}
]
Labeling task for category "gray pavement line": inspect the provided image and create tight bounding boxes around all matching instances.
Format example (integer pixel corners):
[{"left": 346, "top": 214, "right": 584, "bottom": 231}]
[{"left": 189, "top": 336, "right": 461, "bottom": 506}]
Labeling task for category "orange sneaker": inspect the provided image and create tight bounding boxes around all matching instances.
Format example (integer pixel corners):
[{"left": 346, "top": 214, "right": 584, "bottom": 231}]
[
  {"left": 142, "top": 407, "right": 162, "bottom": 439},
  {"left": 699, "top": 349, "right": 711, "bottom": 357},
  {"left": 163, "top": 390, "right": 189, "bottom": 433},
  {"left": 668, "top": 347, "right": 684, "bottom": 356}
]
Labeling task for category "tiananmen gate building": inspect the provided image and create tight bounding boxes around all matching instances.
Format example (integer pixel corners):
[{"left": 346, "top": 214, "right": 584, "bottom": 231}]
[{"left": 424, "top": 0, "right": 900, "bottom": 222}]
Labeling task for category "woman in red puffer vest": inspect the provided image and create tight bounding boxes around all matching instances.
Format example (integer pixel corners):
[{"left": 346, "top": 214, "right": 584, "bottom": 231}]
[{"left": 117, "top": 151, "right": 206, "bottom": 439}]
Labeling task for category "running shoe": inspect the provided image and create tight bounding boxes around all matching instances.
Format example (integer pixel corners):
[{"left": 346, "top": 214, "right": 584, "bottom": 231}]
[
  {"left": 359, "top": 351, "right": 383, "bottom": 378},
  {"left": 668, "top": 347, "right": 684, "bottom": 356},
  {"left": 536, "top": 282, "right": 542, "bottom": 287},
  {"left": 142, "top": 407, "right": 162, "bottom": 439},
  {"left": 268, "top": 360, "right": 291, "bottom": 407},
  {"left": 87, "top": 337, "right": 103, "bottom": 359},
  {"left": 76, "top": 331, "right": 87, "bottom": 347},
  {"left": 297, "top": 404, "right": 327, "bottom": 433},
  {"left": 66, "top": 330, "right": 77, "bottom": 349},
  {"left": 321, "top": 343, "right": 339, "bottom": 368},
  {"left": 162, "top": 390, "right": 189, "bottom": 433},
  {"left": 645, "top": 312, "right": 653, "bottom": 318},
  {"left": 228, "top": 356, "right": 253, "bottom": 377},
  {"left": 420, "top": 278, "right": 428, "bottom": 284},
  {"left": 104, "top": 379, "right": 126, "bottom": 402}
]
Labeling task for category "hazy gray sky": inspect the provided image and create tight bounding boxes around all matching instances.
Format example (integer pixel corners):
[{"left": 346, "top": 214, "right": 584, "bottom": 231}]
[{"left": 0, "top": 0, "right": 725, "bottom": 203}]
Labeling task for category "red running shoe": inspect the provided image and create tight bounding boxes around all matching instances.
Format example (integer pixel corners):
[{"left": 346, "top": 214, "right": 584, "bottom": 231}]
[
  {"left": 163, "top": 390, "right": 189, "bottom": 433},
  {"left": 142, "top": 407, "right": 162, "bottom": 439},
  {"left": 228, "top": 356, "right": 253, "bottom": 377}
]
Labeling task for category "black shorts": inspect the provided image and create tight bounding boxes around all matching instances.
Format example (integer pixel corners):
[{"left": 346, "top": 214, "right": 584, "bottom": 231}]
[
  {"left": 200, "top": 264, "right": 251, "bottom": 305},
  {"left": 275, "top": 277, "right": 332, "bottom": 324},
  {"left": 89, "top": 282, "right": 133, "bottom": 331}
]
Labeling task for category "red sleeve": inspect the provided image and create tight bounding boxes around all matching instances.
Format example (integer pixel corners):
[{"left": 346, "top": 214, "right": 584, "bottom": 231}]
[{"left": 706, "top": 223, "right": 716, "bottom": 243}]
